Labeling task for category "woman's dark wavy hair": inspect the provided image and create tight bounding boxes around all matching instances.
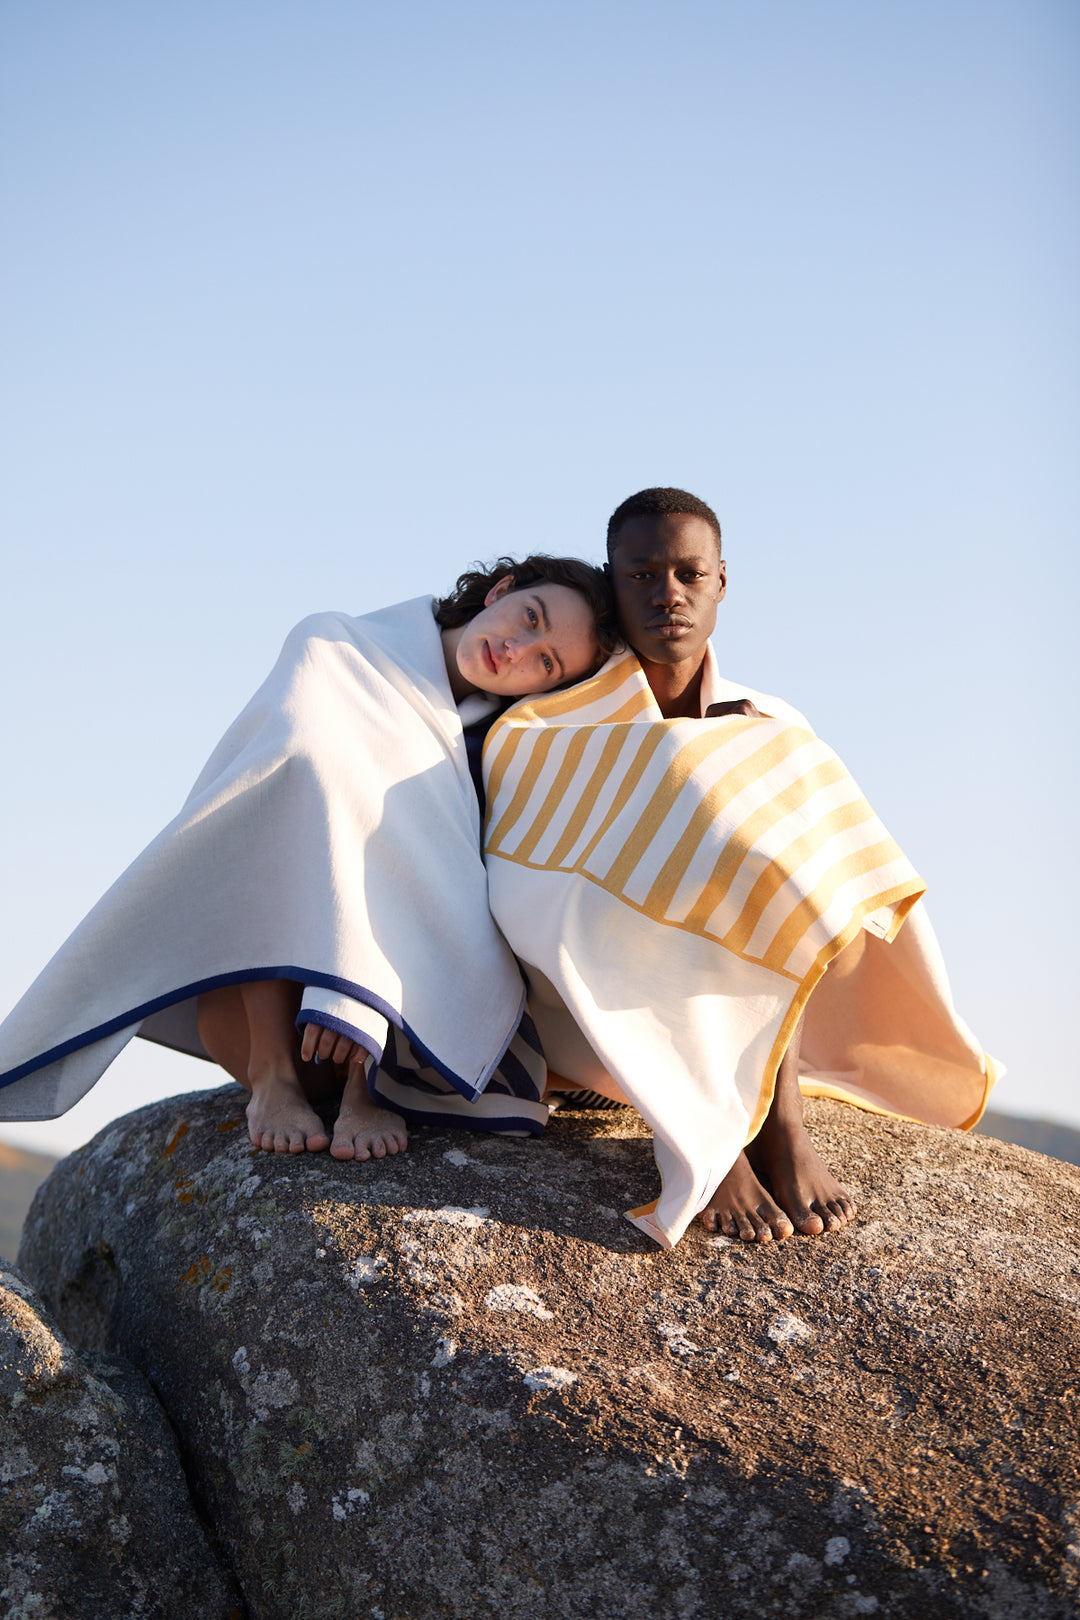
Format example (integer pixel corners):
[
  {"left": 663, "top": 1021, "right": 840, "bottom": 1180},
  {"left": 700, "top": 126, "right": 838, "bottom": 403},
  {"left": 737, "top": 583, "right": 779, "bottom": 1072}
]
[{"left": 433, "top": 555, "right": 620, "bottom": 671}]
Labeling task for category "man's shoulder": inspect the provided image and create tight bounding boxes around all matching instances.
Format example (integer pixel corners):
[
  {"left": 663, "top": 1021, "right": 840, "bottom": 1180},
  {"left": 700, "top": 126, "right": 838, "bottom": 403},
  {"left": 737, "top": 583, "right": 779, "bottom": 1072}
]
[{"left": 706, "top": 669, "right": 812, "bottom": 731}]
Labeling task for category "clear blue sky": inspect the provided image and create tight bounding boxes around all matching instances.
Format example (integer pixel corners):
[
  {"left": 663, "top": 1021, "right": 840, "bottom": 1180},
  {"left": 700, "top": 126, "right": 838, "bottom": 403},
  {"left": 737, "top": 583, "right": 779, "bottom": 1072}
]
[{"left": 1, "top": 0, "right": 1077, "bottom": 1156}]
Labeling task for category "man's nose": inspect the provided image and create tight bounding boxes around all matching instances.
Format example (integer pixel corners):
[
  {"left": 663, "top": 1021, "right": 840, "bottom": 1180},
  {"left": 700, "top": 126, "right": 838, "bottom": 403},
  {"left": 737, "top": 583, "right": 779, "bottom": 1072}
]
[{"left": 652, "top": 572, "right": 685, "bottom": 605}]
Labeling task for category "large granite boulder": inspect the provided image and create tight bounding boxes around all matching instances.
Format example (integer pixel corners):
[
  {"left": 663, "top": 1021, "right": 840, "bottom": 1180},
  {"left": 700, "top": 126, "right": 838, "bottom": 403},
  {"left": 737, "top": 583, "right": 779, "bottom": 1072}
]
[
  {"left": 17, "top": 1084, "right": 1080, "bottom": 1620},
  {"left": 0, "top": 1259, "right": 241, "bottom": 1619}
]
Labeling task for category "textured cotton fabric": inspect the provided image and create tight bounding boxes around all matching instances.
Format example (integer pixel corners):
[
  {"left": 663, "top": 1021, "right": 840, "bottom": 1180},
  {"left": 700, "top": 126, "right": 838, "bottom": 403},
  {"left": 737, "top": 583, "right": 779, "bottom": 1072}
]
[
  {"left": 483, "top": 646, "right": 996, "bottom": 1248},
  {"left": 0, "top": 597, "right": 531, "bottom": 1122}
]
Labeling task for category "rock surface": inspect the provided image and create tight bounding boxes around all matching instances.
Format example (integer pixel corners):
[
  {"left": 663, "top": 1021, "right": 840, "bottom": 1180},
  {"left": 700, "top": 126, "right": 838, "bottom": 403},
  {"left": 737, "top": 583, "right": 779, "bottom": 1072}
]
[
  {"left": 16, "top": 1084, "right": 1080, "bottom": 1620},
  {"left": 0, "top": 1259, "right": 241, "bottom": 1619}
]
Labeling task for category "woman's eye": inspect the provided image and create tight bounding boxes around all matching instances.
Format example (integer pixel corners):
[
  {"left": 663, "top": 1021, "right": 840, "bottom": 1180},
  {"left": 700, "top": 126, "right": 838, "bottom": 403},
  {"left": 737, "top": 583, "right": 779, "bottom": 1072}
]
[
  {"left": 542, "top": 655, "right": 554, "bottom": 675},
  {"left": 526, "top": 607, "right": 539, "bottom": 628}
]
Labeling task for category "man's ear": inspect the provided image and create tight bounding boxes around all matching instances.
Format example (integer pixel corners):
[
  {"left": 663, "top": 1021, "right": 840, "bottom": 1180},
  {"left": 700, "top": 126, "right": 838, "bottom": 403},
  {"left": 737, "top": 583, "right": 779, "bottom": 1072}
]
[
  {"left": 483, "top": 574, "right": 515, "bottom": 607},
  {"left": 716, "top": 558, "right": 728, "bottom": 602}
]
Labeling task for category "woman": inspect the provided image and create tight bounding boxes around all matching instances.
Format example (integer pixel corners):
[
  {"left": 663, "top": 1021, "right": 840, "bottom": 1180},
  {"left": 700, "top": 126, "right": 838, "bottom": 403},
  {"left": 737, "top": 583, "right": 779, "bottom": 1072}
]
[{"left": 0, "top": 557, "right": 617, "bottom": 1156}]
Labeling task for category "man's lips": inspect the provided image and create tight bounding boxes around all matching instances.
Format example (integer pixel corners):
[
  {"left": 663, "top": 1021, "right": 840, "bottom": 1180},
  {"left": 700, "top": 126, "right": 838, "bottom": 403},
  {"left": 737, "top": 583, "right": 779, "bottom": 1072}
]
[{"left": 644, "top": 617, "right": 692, "bottom": 636}]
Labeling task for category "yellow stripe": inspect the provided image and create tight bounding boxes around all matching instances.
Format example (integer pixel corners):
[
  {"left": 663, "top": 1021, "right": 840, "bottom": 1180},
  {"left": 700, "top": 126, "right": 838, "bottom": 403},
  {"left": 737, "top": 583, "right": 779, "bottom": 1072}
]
[
  {"left": 679, "top": 755, "right": 851, "bottom": 934},
  {"left": 486, "top": 845, "right": 790, "bottom": 978},
  {"left": 707, "top": 792, "right": 878, "bottom": 951},
  {"left": 574, "top": 725, "right": 672, "bottom": 870},
  {"left": 511, "top": 729, "right": 594, "bottom": 863},
  {"left": 800, "top": 878, "right": 926, "bottom": 988},
  {"left": 752, "top": 838, "right": 906, "bottom": 972},
  {"left": 486, "top": 728, "right": 563, "bottom": 851},
  {"left": 958, "top": 1052, "right": 999, "bottom": 1129},
  {"left": 797, "top": 1080, "right": 931, "bottom": 1121},
  {"left": 602, "top": 720, "right": 788, "bottom": 897},
  {"left": 510, "top": 656, "right": 644, "bottom": 724},
  {"left": 482, "top": 725, "right": 529, "bottom": 830},
  {"left": 546, "top": 728, "right": 635, "bottom": 867},
  {"left": 487, "top": 842, "right": 921, "bottom": 986},
  {"left": 882, "top": 885, "right": 923, "bottom": 943},
  {"left": 647, "top": 747, "right": 847, "bottom": 926},
  {"left": 604, "top": 688, "right": 658, "bottom": 724}
]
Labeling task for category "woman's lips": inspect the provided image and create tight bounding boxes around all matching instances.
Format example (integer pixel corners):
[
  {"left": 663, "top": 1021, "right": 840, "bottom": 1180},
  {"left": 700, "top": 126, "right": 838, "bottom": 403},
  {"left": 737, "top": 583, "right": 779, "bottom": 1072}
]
[{"left": 481, "top": 639, "right": 499, "bottom": 675}]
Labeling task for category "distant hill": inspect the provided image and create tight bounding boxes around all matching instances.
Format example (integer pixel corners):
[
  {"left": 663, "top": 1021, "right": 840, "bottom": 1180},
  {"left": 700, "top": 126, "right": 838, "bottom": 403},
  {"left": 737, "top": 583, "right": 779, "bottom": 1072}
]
[
  {"left": 1, "top": 1107, "right": 1077, "bottom": 1260},
  {"left": 975, "top": 1108, "right": 1080, "bottom": 1167},
  {"left": 0, "top": 1140, "right": 60, "bottom": 1262}
]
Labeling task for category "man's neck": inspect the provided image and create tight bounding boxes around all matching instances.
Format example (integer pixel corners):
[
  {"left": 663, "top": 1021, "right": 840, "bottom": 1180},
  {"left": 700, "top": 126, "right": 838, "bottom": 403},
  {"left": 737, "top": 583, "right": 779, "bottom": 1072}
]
[{"left": 639, "top": 653, "right": 707, "bottom": 719}]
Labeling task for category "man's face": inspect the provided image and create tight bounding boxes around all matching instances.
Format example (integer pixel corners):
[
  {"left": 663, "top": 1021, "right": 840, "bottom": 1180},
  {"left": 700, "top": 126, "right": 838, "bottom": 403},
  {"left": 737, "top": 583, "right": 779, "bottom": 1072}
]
[{"left": 608, "top": 513, "right": 726, "bottom": 670}]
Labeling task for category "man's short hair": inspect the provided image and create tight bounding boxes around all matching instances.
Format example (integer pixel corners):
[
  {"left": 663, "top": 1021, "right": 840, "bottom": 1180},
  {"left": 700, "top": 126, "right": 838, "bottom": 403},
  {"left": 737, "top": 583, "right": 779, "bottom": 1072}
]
[{"left": 606, "top": 487, "right": 722, "bottom": 562}]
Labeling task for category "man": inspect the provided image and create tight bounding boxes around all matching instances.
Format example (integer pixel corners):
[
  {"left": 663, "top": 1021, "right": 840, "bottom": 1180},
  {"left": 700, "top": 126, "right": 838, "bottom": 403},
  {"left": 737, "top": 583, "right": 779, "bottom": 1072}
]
[
  {"left": 484, "top": 492, "right": 992, "bottom": 1248},
  {"left": 604, "top": 486, "right": 855, "bottom": 1241}
]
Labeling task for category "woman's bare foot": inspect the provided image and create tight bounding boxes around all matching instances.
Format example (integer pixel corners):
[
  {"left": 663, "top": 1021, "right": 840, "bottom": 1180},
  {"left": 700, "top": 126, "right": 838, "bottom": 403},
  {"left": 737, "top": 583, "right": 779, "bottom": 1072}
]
[
  {"left": 246, "top": 1071, "right": 332, "bottom": 1154},
  {"left": 748, "top": 1108, "right": 857, "bottom": 1235},
  {"left": 699, "top": 1151, "right": 796, "bottom": 1242},
  {"left": 330, "top": 1065, "right": 408, "bottom": 1161}
]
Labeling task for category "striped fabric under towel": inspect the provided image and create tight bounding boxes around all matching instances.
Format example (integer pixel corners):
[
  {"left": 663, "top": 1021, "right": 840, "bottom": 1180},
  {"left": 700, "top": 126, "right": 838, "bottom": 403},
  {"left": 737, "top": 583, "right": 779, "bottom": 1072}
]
[{"left": 484, "top": 646, "right": 997, "bottom": 1248}]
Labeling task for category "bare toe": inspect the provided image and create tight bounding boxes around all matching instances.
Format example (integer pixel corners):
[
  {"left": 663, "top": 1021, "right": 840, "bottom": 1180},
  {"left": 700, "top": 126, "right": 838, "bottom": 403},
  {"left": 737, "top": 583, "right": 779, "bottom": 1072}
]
[
  {"left": 790, "top": 1204, "right": 826, "bottom": 1235},
  {"left": 246, "top": 1076, "right": 331, "bottom": 1155},
  {"left": 330, "top": 1104, "right": 407, "bottom": 1164},
  {"left": 700, "top": 1152, "right": 798, "bottom": 1244},
  {"left": 752, "top": 1116, "right": 853, "bottom": 1240}
]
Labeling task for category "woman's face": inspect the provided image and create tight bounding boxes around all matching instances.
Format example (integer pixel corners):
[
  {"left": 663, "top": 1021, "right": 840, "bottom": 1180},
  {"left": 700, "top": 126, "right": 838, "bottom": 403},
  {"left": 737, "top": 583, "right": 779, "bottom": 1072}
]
[{"left": 454, "top": 577, "right": 599, "bottom": 697}]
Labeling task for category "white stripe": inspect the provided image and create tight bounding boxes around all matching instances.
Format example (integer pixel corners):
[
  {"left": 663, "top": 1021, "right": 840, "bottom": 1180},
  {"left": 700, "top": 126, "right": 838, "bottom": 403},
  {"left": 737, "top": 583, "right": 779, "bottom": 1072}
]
[
  {"left": 519, "top": 727, "right": 635, "bottom": 867},
  {"left": 680, "top": 770, "right": 868, "bottom": 934},
  {"left": 578, "top": 722, "right": 784, "bottom": 891},
  {"left": 742, "top": 815, "right": 894, "bottom": 962}
]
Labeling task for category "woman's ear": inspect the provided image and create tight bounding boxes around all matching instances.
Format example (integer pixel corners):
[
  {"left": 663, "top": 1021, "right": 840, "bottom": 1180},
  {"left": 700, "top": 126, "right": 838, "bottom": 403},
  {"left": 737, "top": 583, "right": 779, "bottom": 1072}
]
[{"left": 483, "top": 574, "right": 515, "bottom": 607}]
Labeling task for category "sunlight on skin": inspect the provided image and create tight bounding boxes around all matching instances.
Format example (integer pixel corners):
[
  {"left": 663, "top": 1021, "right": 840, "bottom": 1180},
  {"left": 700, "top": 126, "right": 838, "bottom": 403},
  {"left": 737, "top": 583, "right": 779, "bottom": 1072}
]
[{"left": 441, "top": 577, "right": 599, "bottom": 702}]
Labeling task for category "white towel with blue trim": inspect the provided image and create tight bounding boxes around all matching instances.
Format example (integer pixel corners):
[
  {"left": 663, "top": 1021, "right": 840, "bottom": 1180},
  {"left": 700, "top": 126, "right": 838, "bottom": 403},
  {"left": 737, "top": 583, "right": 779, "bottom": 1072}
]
[{"left": 0, "top": 596, "right": 529, "bottom": 1122}]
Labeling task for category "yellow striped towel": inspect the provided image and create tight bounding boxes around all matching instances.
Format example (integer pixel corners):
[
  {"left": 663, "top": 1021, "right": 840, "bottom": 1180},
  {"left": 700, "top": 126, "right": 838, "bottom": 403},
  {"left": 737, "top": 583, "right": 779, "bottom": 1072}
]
[{"left": 483, "top": 647, "right": 995, "bottom": 1248}]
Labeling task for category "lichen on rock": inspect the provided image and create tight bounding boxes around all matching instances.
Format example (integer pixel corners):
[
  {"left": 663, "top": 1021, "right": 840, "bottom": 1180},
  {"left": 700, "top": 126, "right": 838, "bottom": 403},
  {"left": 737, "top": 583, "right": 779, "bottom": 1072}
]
[{"left": 0, "top": 1260, "right": 240, "bottom": 1620}]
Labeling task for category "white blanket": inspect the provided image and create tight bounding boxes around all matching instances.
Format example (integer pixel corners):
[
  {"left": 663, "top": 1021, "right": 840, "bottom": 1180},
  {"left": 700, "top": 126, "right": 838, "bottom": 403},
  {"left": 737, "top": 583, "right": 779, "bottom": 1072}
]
[
  {"left": 484, "top": 646, "right": 997, "bottom": 1248},
  {"left": 0, "top": 597, "right": 527, "bottom": 1120}
]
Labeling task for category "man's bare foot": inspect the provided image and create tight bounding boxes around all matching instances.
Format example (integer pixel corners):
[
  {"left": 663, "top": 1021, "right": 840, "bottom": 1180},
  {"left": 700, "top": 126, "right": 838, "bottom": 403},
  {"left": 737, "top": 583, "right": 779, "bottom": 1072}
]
[
  {"left": 246, "top": 1072, "right": 332, "bottom": 1154},
  {"left": 330, "top": 1065, "right": 408, "bottom": 1161},
  {"left": 748, "top": 1108, "right": 857, "bottom": 1236},
  {"left": 699, "top": 1151, "right": 796, "bottom": 1242}
]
